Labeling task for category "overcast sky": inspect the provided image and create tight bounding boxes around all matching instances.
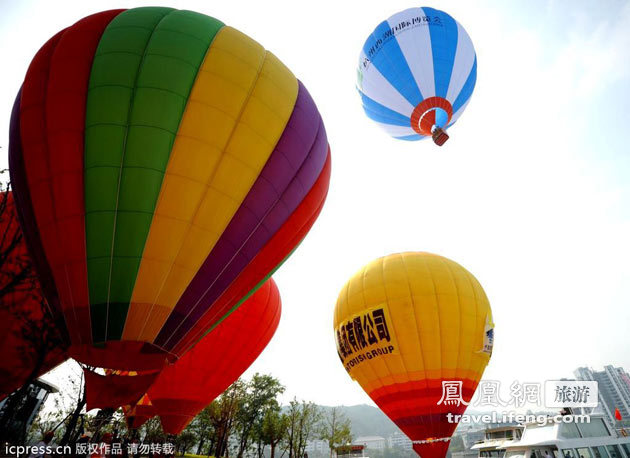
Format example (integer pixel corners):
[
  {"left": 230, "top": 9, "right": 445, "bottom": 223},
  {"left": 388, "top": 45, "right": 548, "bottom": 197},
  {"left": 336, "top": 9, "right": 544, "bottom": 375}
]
[{"left": 1, "top": 0, "right": 629, "bottom": 410}]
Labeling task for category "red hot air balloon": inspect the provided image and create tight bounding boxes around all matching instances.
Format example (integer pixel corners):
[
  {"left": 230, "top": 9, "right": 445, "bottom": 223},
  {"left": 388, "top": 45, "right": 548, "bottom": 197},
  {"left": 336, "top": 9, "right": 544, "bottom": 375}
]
[
  {"left": 91, "top": 277, "right": 280, "bottom": 430},
  {"left": 146, "top": 277, "right": 281, "bottom": 434},
  {"left": 0, "top": 191, "right": 67, "bottom": 399},
  {"left": 9, "top": 7, "right": 330, "bottom": 373},
  {"left": 84, "top": 368, "right": 160, "bottom": 412}
]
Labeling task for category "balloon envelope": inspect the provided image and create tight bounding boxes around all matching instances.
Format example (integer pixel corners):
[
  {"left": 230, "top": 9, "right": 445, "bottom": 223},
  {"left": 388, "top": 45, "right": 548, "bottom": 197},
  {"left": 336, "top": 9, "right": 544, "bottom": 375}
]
[
  {"left": 84, "top": 368, "right": 159, "bottom": 412},
  {"left": 124, "top": 394, "right": 155, "bottom": 430},
  {"left": 147, "top": 277, "right": 281, "bottom": 434},
  {"left": 333, "top": 252, "right": 494, "bottom": 458},
  {"left": 0, "top": 192, "right": 67, "bottom": 399},
  {"left": 9, "top": 7, "right": 330, "bottom": 371},
  {"left": 357, "top": 7, "right": 476, "bottom": 143}
]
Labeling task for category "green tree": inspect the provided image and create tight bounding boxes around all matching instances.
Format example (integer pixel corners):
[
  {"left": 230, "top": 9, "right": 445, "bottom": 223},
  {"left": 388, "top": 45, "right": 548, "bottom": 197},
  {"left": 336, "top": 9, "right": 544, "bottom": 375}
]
[
  {"left": 319, "top": 407, "right": 352, "bottom": 458},
  {"left": 210, "top": 380, "right": 247, "bottom": 457},
  {"left": 58, "top": 366, "right": 90, "bottom": 447},
  {"left": 140, "top": 416, "right": 166, "bottom": 443},
  {"left": 284, "top": 399, "right": 322, "bottom": 458},
  {"left": 259, "top": 409, "right": 289, "bottom": 458},
  {"left": 175, "top": 428, "right": 198, "bottom": 455},
  {"left": 26, "top": 363, "right": 84, "bottom": 445},
  {"left": 188, "top": 405, "right": 215, "bottom": 455},
  {"left": 107, "top": 408, "right": 129, "bottom": 442},
  {"left": 235, "top": 374, "right": 285, "bottom": 458}
]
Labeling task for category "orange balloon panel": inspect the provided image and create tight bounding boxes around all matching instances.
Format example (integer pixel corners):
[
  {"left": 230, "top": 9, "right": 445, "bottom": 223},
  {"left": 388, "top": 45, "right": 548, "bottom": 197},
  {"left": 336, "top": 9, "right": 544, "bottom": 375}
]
[{"left": 333, "top": 252, "right": 494, "bottom": 458}]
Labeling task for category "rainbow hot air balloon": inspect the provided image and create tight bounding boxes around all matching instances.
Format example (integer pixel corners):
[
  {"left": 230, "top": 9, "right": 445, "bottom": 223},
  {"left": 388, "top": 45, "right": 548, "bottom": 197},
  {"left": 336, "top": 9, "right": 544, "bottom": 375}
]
[
  {"left": 9, "top": 7, "right": 330, "bottom": 372},
  {"left": 357, "top": 7, "right": 477, "bottom": 145},
  {"left": 333, "top": 252, "right": 494, "bottom": 458}
]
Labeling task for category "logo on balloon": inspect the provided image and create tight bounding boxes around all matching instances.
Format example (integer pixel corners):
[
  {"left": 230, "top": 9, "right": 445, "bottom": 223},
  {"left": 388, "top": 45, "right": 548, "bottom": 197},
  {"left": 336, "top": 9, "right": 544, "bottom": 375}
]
[
  {"left": 361, "top": 14, "right": 445, "bottom": 71},
  {"left": 480, "top": 315, "right": 495, "bottom": 356},
  {"left": 335, "top": 306, "right": 399, "bottom": 373}
]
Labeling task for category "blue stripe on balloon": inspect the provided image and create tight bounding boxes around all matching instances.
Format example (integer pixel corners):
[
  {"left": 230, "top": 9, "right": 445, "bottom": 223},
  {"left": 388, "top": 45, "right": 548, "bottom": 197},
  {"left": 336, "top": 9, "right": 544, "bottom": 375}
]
[
  {"left": 363, "top": 20, "right": 423, "bottom": 106},
  {"left": 395, "top": 134, "right": 424, "bottom": 141},
  {"left": 423, "top": 7, "right": 458, "bottom": 99},
  {"left": 360, "top": 92, "right": 411, "bottom": 126},
  {"left": 451, "top": 57, "right": 477, "bottom": 115}
]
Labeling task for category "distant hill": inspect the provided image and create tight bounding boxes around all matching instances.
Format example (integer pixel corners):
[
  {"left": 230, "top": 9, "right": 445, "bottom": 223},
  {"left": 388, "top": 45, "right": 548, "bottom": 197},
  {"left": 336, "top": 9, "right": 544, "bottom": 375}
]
[
  {"left": 312, "top": 405, "right": 500, "bottom": 439},
  {"left": 317, "top": 404, "right": 403, "bottom": 438},
  {"left": 282, "top": 403, "right": 500, "bottom": 441}
]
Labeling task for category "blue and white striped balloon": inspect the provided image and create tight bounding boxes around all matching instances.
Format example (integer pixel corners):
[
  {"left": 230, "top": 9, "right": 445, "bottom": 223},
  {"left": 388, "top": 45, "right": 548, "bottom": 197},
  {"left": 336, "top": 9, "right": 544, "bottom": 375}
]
[{"left": 357, "top": 7, "right": 477, "bottom": 145}]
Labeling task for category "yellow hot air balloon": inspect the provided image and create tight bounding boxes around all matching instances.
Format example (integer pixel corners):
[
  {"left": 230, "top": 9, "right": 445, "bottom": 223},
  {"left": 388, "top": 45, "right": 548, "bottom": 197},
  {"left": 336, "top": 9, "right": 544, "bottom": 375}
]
[{"left": 333, "top": 252, "right": 494, "bottom": 458}]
